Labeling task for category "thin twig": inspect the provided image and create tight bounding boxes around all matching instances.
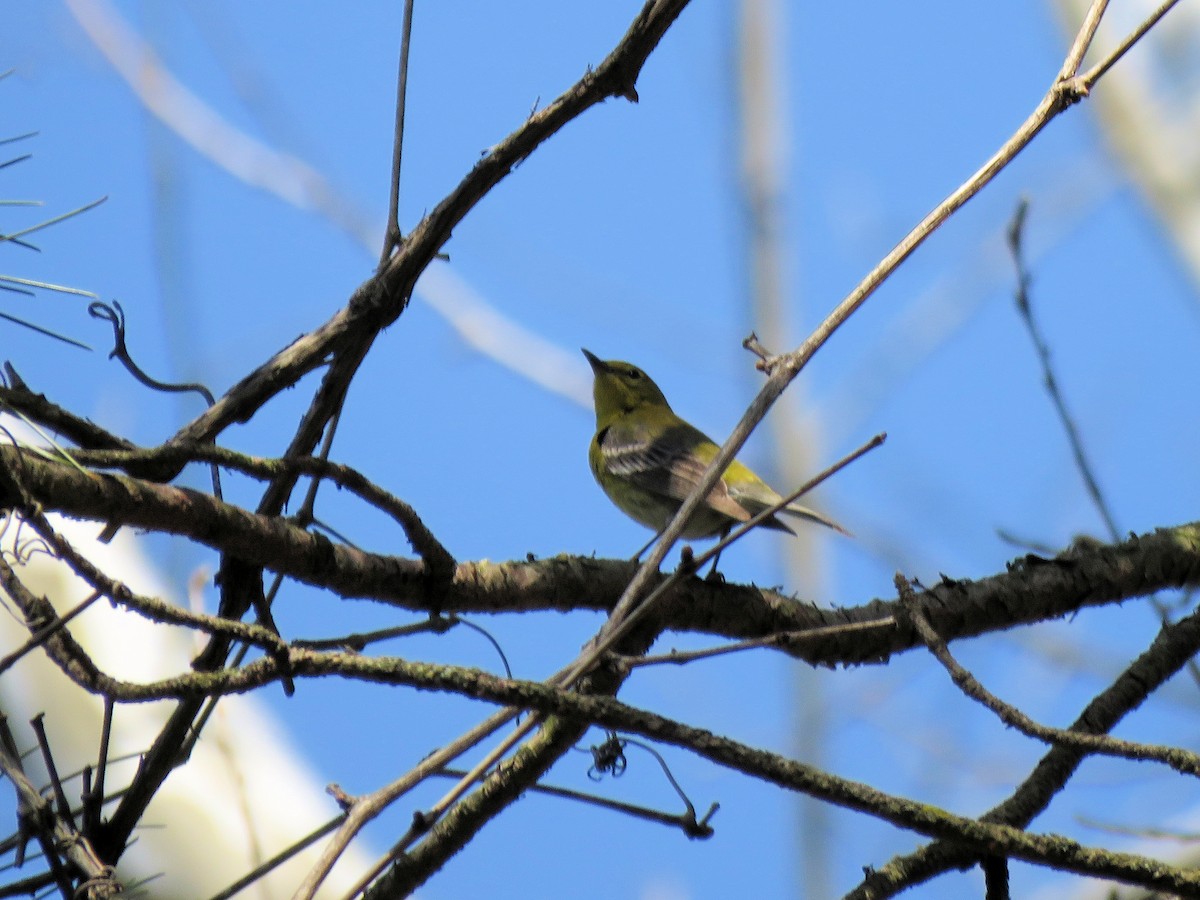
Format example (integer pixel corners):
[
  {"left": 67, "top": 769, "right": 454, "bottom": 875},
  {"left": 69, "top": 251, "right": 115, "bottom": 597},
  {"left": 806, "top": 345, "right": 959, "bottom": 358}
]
[
  {"left": 1074, "top": 815, "right": 1200, "bottom": 843},
  {"left": 1008, "top": 200, "right": 1200, "bottom": 688},
  {"left": 88, "top": 700, "right": 114, "bottom": 840},
  {"left": 686, "top": 433, "right": 882, "bottom": 572},
  {"left": 434, "top": 764, "right": 715, "bottom": 839},
  {"left": 379, "top": 0, "right": 416, "bottom": 268},
  {"left": 292, "top": 615, "right": 455, "bottom": 652},
  {"left": 1007, "top": 200, "right": 1117, "bottom": 540},
  {"left": 1059, "top": 0, "right": 1109, "bottom": 80},
  {"left": 847, "top": 579, "right": 1200, "bottom": 898},
  {"left": 617, "top": 736, "right": 717, "bottom": 837},
  {"left": 204, "top": 814, "right": 345, "bottom": 900},
  {"left": 1079, "top": 0, "right": 1180, "bottom": 86},
  {"left": 0, "top": 275, "right": 96, "bottom": 298},
  {"left": 898, "top": 574, "right": 1200, "bottom": 777},
  {"left": 374, "top": 0, "right": 1182, "bottom": 889},
  {"left": 618, "top": 616, "right": 895, "bottom": 669},
  {"left": 0, "top": 196, "right": 107, "bottom": 245},
  {"left": 0, "top": 589, "right": 103, "bottom": 677},
  {"left": 65, "top": 442, "right": 454, "bottom": 575},
  {"left": 0, "top": 311, "right": 91, "bottom": 351},
  {"left": 29, "top": 715, "right": 72, "bottom": 822}
]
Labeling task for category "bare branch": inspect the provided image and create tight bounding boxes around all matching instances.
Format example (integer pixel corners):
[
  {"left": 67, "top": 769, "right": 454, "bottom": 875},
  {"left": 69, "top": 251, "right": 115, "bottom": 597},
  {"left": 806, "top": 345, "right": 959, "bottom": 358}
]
[
  {"left": 849, "top": 577, "right": 1200, "bottom": 897},
  {"left": 0, "top": 718, "right": 121, "bottom": 899},
  {"left": 379, "top": 0, "right": 417, "bottom": 267},
  {"left": 166, "top": 0, "right": 693, "bottom": 451},
  {"left": 899, "top": 574, "right": 1200, "bottom": 778},
  {"left": 5, "top": 442, "right": 1200, "bottom": 659}
]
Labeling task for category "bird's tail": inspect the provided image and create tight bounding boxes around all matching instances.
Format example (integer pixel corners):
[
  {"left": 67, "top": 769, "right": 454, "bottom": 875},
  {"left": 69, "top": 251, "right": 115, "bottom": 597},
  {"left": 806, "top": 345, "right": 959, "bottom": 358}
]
[{"left": 781, "top": 503, "right": 852, "bottom": 537}]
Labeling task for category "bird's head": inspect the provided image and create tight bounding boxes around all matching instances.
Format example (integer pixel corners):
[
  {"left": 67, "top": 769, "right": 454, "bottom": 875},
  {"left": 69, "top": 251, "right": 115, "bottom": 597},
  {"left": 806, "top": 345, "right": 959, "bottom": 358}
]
[{"left": 582, "top": 349, "right": 672, "bottom": 424}]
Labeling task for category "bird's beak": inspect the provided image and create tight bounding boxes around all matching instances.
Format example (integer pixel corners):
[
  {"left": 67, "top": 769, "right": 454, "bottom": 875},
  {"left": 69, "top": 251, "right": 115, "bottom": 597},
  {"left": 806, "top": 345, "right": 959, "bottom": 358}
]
[{"left": 581, "top": 348, "right": 608, "bottom": 374}]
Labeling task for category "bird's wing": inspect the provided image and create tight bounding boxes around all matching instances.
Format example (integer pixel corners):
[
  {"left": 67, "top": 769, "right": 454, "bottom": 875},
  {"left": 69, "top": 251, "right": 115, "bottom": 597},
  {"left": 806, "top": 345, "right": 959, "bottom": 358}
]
[
  {"left": 725, "top": 464, "right": 849, "bottom": 535},
  {"left": 598, "top": 419, "right": 848, "bottom": 537},
  {"left": 597, "top": 421, "right": 754, "bottom": 523}
]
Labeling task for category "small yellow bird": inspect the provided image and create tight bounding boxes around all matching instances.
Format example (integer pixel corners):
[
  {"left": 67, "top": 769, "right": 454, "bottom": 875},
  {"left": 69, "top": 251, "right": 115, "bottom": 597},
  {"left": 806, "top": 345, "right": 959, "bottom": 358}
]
[{"left": 583, "top": 349, "right": 847, "bottom": 550}]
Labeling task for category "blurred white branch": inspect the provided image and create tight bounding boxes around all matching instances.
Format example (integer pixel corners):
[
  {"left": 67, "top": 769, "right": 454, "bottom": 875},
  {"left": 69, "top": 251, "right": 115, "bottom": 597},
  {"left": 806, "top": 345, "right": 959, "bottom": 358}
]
[
  {"left": 734, "top": 1, "right": 834, "bottom": 897},
  {"left": 65, "top": 0, "right": 591, "bottom": 410},
  {"left": 1055, "top": 0, "right": 1200, "bottom": 291},
  {"left": 0, "top": 417, "right": 374, "bottom": 898}
]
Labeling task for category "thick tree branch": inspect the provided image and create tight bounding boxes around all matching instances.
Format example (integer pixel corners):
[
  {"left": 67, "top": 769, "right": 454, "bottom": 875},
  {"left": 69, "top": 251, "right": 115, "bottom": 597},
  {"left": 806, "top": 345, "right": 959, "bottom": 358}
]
[
  {"left": 5, "top": 580, "right": 1193, "bottom": 900},
  {"left": 848, "top": 588, "right": 1200, "bottom": 898},
  {"left": 0, "top": 380, "right": 135, "bottom": 452},
  {"left": 8, "top": 606, "right": 1194, "bottom": 897},
  {"left": 4, "top": 445, "right": 1200, "bottom": 660},
  {"left": 69, "top": 442, "right": 455, "bottom": 577}
]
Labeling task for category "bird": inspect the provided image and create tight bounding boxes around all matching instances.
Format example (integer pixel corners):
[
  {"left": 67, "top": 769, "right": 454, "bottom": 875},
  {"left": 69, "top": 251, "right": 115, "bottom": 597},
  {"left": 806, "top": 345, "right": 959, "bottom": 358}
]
[{"left": 582, "top": 348, "right": 848, "bottom": 562}]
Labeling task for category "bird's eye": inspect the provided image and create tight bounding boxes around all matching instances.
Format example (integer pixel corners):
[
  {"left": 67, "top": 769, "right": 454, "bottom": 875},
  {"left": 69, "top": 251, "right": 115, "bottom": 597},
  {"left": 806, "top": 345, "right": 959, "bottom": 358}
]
[{"left": 627, "top": 368, "right": 641, "bottom": 380}]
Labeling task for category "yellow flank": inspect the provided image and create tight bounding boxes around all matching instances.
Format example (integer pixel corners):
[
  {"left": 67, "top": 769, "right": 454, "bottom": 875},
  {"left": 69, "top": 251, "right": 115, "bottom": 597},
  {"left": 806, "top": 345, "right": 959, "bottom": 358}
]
[{"left": 582, "top": 349, "right": 847, "bottom": 541}]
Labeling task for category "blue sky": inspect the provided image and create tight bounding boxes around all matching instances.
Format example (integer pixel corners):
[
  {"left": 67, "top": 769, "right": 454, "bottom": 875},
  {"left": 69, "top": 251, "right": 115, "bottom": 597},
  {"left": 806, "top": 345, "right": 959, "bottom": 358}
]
[{"left": 4, "top": 2, "right": 1200, "bottom": 898}]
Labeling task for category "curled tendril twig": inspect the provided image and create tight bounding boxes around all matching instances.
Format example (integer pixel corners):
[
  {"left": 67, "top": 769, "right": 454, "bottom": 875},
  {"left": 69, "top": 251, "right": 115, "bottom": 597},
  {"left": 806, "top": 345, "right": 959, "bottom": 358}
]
[
  {"left": 88, "top": 300, "right": 215, "bottom": 405},
  {"left": 88, "top": 300, "right": 222, "bottom": 498},
  {"left": 586, "top": 731, "right": 718, "bottom": 839}
]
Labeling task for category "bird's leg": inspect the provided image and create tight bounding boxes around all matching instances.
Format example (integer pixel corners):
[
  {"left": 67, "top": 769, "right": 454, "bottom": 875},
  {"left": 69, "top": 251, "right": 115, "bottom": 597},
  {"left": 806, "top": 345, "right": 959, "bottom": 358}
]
[
  {"left": 704, "top": 527, "right": 731, "bottom": 582},
  {"left": 632, "top": 530, "right": 664, "bottom": 562}
]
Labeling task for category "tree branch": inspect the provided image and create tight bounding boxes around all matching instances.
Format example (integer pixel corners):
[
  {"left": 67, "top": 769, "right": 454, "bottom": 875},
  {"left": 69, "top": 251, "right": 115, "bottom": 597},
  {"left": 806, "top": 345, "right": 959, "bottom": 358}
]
[
  {"left": 166, "top": 0, "right": 694, "bottom": 451},
  {"left": 848, "top": 583, "right": 1200, "bottom": 897},
  {"left": 4, "top": 444, "right": 1200, "bottom": 660}
]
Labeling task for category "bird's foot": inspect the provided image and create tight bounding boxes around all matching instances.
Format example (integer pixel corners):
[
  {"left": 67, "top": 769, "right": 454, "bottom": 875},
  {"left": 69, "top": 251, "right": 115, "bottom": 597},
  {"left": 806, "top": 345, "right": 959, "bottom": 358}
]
[{"left": 678, "top": 545, "right": 700, "bottom": 578}]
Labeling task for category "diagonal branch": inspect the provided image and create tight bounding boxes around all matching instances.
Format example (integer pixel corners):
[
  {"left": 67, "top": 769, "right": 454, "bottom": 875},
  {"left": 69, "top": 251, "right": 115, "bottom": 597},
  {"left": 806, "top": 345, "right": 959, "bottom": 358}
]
[
  {"left": 166, "top": 0, "right": 694, "bottom": 451},
  {"left": 848, "top": 581, "right": 1200, "bottom": 898},
  {"left": 0, "top": 718, "right": 121, "bottom": 898},
  {"left": 12, "top": 611, "right": 1196, "bottom": 897},
  {"left": 899, "top": 575, "right": 1200, "bottom": 778},
  {"left": 6, "top": 514, "right": 1200, "bottom": 897},
  {"left": 579, "top": 0, "right": 1167, "bottom": 698}
]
